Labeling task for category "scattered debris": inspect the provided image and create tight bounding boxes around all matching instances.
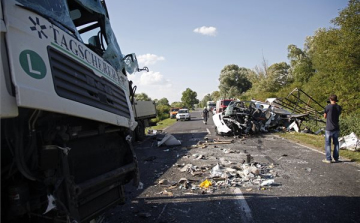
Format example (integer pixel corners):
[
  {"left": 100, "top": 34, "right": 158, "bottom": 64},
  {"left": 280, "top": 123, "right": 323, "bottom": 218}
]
[
  {"left": 147, "top": 129, "right": 162, "bottom": 136},
  {"left": 199, "top": 179, "right": 212, "bottom": 188},
  {"left": 158, "top": 179, "right": 170, "bottom": 186},
  {"left": 210, "top": 163, "right": 225, "bottom": 178},
  {"left": 157, "top": 134, "right": 181, "bottom": 147},
  {"left": 339, "top": 132, "right": 360, "bottom": 151},
  {"left": 288, "top": 121, "right": 299, "bottom": 132},
  {"left": 260, "top": 179, "right": 275, "bottom": 186},
  {"left": 158, "top": 190, "right": 173, "bottom": 196},
  {"left": 178, "top": 178, "right": 189, "bottom": 189},
  {"left": 137, "top": 182, "right": 144, "bottom": 190}
]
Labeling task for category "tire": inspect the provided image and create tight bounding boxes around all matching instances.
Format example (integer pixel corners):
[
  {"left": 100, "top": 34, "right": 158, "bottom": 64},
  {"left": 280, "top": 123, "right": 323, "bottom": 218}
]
[{"left": 135, "top": 120, "right": 146, "bottom": 141}]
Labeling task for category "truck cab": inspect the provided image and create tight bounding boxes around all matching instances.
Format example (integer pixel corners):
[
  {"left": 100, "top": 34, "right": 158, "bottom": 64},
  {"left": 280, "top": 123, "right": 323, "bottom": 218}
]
[
  {"left": 1, "top": 0, "right": 146, "bottom": 222},
  {"left": 216, "top": 99, "right": 234, "bottom": 114}
]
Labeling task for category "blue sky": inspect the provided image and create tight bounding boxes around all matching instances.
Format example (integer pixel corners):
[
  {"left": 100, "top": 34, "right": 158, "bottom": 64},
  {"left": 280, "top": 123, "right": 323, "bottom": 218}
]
[{"left": 106, "top": 0, "right": 348, "bottom": 103}]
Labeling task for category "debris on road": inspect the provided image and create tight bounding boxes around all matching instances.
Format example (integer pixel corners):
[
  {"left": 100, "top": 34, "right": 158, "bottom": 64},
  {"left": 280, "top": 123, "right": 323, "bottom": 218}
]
[
  {"left": 169, "top": 158, "right": 279, "bottom": 195},
  {"left": 339, "top": 132, "right": 360, "bottom": 151},
  {"left": 260, "top": 179, "right": 275, "bottom": 186},
  {"left": 199, "top": 179, "right": 212, "bottom": 188},
  {"left": 147, "top": 129, "right": 163, "bottom": 136},
  {"left": 157, "top": 134, "right": 181, "bottom": 147}
]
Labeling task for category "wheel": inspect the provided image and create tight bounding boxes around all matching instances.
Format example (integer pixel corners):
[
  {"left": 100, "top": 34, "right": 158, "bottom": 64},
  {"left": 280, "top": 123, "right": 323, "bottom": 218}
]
[{"left": 135, "top": 120, "right": 146, "bottom": 141}]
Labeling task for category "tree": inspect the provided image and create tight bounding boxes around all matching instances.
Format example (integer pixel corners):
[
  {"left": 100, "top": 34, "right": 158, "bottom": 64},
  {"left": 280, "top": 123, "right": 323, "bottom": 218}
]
[
  {"left": 171, "top": 102, "right": 184, "bottom": 108},
  {"left": 135, "top": 93, "right": 151, "bottom": 101},
  {"left": 181, "top": 88, "right": 199, "bottom": 109},
  {"left": 157, "top": 97, "right": 170, "bottom": 106},
  {"left": 211, "top": 91, "right": 221, "bottom": 101},
  {"left": 287, "top": 44, "right": 314, "bottom": 85},
  {"left": 306, "top": 0, "right": 360, "bottom": 114},
  {"left": 267, "top": 62, "right": 292, "bottom": 91},
  {"left": 218, "top": 64, "right": 252, "bottom": 98},
  {"left": 200, "top": 94, "right": 212, "bottom": 108}
]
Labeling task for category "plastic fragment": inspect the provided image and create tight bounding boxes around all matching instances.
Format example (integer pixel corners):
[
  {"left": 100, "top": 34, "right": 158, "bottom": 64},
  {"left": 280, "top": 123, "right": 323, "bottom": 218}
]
[{"left": 199, "top": 179, "right": 212, "bottom": 188}]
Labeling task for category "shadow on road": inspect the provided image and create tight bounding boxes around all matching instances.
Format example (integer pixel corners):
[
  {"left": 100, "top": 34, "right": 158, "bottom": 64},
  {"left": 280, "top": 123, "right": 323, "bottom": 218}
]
[{"left": 103, "top": 132, "right": 360, "bottom": 223}]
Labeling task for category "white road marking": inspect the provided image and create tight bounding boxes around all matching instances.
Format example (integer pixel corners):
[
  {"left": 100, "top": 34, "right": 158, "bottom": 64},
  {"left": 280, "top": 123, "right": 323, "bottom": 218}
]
[
  {"left": 233, "top": 188, "right": 254, "bottom": 223},
  {"left": 206, "top": 128, "right": 211, "bottom": 135}
]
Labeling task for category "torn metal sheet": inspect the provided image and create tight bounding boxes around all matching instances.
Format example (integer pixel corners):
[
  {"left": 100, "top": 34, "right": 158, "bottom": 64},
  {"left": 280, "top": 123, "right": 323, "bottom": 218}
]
[
  {"left": 213, "top": 113, "right": 232, "bottom": 134},
  {"left": 273, "top": 88, "right": 326, "bottom": 124},
  {"left": 213, "top": 100, "right": 275, "bottom": 135},
  {"left": 288, "top": 121, "right": 299, "bottom": 132},
  {"left": 339, "top": 132, "right": 360, "bottom": 151},
  {"left": 43, "top": 194, "right": 56, "bottom": 214},
  {"left": 212, "top": 89, "right": 327, "bottom": 136},
  {"left": 157, "top": 134, "right": 181, "bottom": 147}
]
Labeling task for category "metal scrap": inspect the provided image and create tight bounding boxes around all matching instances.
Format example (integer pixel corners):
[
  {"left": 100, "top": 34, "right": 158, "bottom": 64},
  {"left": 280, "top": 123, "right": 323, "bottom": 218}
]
[{"left": 212, "top": 88, "right": 327, "bottom": 136}]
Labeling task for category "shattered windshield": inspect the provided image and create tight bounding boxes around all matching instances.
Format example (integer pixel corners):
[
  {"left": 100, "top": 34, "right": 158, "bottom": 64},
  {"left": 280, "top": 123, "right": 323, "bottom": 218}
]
[
  {"left": 16, "top": 0, "right": 79, "bottom": 38},
  {"left": 17, "top": 0, "right": 138, "bottom": 74},
  {"left": 223, "top": 100, "right": 232, "bottom": 106}
]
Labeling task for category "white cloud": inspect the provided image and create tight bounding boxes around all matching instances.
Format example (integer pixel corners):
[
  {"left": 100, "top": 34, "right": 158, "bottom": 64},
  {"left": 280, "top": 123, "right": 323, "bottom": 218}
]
[
  {"left": 137, "top": 54, "right": 165, "bottom": 66},
  {"left": 193, "top": 26, "right": 217, "bottom": 36},
  {"left": 128, "top": 71, "right": 177, "bottom": 101},
  {"left": 128, "top": 71, "right": 171, "bottom": 87}
]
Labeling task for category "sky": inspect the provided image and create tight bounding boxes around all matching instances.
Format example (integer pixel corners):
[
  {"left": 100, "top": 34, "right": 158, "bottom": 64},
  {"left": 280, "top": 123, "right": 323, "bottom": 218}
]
[{"left": 106, "top": 0, "right": 348, "bottom": 104}]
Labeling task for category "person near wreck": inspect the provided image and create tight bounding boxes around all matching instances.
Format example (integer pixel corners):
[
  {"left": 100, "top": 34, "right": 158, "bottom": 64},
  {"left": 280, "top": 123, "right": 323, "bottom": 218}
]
[
  {"left": 323, "top": 94, "right": 342, "bottom": 163},
  {"left": 202, "top": 107, "right": 209, "bottom": 124}
]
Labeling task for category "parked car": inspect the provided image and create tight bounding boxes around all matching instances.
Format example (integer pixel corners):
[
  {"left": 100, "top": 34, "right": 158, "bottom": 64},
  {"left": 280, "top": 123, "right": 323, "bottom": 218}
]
[{"left": 176, "top": 109, "right": 191, "bottom": 121}]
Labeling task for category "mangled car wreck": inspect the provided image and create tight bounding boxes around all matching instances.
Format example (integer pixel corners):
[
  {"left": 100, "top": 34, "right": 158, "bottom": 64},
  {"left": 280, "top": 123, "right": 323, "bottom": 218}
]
[
  {"left": 213, "top": 89, "right": 326, "bottom": 136},
  {"left": 213, "top": 100, "right": 282, "bottom": 135}
]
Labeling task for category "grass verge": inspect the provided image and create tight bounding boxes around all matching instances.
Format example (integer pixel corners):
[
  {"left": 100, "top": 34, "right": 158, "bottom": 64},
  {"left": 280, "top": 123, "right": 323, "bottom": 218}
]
[
  {"left": 276, "top": 132, "right": 360, "bottom": 163},
  {"left": 146, "top": 118, "right": 177, "bottom": 133}
]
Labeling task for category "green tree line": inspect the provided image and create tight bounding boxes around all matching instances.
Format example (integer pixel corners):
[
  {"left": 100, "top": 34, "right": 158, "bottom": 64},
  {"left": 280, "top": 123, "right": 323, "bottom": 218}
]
[
  {"left": 135, "top": 88, "right": 199, "bottom": 122},
  {"left": 201, "top": 0, "right": 360, "bottom": 134}
]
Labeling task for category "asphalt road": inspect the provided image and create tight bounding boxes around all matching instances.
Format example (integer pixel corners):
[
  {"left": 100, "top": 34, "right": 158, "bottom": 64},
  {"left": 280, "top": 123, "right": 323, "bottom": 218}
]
[{"left": 104, "top": 109, "right": 360, "bottom": 223}]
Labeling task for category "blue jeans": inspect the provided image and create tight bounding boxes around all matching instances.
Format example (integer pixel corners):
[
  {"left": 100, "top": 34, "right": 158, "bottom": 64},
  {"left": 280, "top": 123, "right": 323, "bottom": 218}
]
[{"left": 325, "top": 130, "right": 340, "bottom": 161}]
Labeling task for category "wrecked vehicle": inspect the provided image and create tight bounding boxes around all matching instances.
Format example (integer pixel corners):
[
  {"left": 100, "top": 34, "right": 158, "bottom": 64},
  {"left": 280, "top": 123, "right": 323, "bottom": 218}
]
[
  {"left": 213, "top": 101, "right": 273, "bottom": 135},
  {"left": 0, "top": 0, "right": 148, "bottom": 222},
  {"left": 213, "top": 88, "right": 325, "bottom": 135},
  {"left": 213, "top": 100, "right": 299, "bottom": 136},
  {"left": 213, "top": 88, "right": 328, "bottom": 136}
]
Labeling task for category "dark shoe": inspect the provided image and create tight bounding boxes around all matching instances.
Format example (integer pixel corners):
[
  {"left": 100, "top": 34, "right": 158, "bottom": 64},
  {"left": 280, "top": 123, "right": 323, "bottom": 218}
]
[
  {"left": 333, "top": 160, "right": 341, "bottom": 163},
  {"left": 322, "top": 159, "right": 331, "bottom": 164}
]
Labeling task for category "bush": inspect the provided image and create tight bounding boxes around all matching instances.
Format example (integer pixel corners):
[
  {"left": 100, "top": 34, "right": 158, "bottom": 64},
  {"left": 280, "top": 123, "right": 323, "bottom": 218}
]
[
  {"left": 301, "top": 113, "right": 359, "bottom": 137},
  {"left": 301, "top": 120, "right": 325, "bottom": 133},
  {"left": 340, "top": 113, "right": 360, "bottom": 136}
]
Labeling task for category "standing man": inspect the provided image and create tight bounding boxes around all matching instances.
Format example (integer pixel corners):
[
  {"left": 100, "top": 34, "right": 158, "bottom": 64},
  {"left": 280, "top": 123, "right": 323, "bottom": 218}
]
[
  {"left": 323, "top": 94, "right": 342, "bottom": 163},
  {"left": 202, "top": 107, "right": 209, "bottom": 124}
]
